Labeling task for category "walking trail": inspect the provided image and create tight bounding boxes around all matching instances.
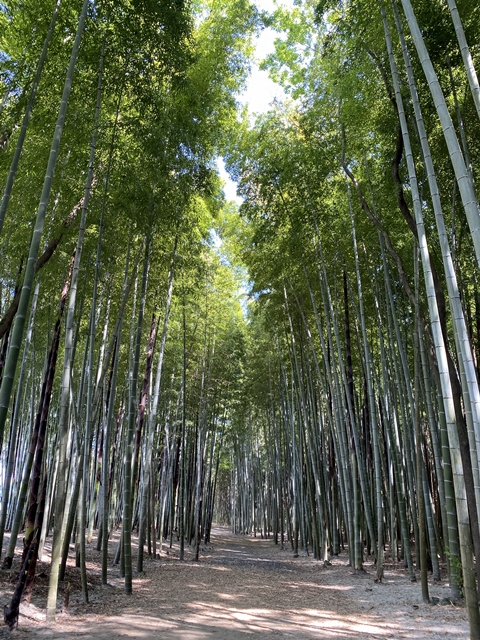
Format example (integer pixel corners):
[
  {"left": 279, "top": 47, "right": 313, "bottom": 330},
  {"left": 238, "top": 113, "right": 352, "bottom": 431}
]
[{"left": 0, "top": 526, "right": 469, "bottom": 639}]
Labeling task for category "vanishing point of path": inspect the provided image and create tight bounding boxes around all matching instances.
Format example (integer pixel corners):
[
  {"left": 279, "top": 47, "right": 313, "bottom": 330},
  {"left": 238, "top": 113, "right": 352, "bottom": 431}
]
[{"left": 4, "top": 526, "right": 469, "bottom": 640}]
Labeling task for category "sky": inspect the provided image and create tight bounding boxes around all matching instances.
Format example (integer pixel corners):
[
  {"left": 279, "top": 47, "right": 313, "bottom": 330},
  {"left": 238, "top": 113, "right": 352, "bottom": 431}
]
[{"left": 217, "top": 0, "right": 290, "bottom": 203}]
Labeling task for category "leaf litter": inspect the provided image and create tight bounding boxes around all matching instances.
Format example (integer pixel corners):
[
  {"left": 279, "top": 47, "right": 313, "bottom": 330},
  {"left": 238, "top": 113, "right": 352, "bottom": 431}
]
[{"left": 0, "top": 526, "right": 468, "bottom": 639}]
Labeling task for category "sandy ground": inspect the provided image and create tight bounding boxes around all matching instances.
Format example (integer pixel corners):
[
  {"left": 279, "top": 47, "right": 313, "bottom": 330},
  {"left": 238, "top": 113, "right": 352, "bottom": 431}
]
[{"left": 0, "top": 526, "right": 469, "bottom": 639}]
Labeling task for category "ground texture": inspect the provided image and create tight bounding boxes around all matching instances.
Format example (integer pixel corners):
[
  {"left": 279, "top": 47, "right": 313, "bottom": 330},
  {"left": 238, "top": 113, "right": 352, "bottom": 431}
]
[{"left": 0, "top": 526, "right": 469, "bottom": 639}]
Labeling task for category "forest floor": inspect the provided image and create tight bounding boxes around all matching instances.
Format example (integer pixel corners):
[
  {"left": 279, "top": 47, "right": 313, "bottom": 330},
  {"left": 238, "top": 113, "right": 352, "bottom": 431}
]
[{"left": 0, "top": 526, "right": 469, "bottom": 639}]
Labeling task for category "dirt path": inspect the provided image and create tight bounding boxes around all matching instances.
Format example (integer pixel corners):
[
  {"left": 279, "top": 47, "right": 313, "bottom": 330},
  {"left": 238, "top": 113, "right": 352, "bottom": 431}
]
[{"left": 0, "top": 526, "right": 469, "bottom": 639}]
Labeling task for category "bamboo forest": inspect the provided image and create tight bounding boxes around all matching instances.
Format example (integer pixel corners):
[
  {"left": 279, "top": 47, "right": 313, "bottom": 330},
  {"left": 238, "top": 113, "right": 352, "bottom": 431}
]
[{"left": 0, "top": 0, "right": 479, "bottom": 637}]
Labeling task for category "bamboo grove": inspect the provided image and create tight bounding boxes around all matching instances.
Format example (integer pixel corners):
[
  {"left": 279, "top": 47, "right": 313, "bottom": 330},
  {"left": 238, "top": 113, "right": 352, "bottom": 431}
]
[
  {"left": 222, "top": 0, "right": 480, "bottom": 637},
  {"left": 1, "top": 0, "right": 480, "bottom": 639},
  {"left": 0, "top": 0, "right": 257, "bottom": 627}
]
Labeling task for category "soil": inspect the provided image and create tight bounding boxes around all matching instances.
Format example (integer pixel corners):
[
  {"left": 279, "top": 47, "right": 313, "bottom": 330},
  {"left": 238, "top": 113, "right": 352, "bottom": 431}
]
[{"left": 0, "top": 526, "right": 469, "bottom": 639}]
